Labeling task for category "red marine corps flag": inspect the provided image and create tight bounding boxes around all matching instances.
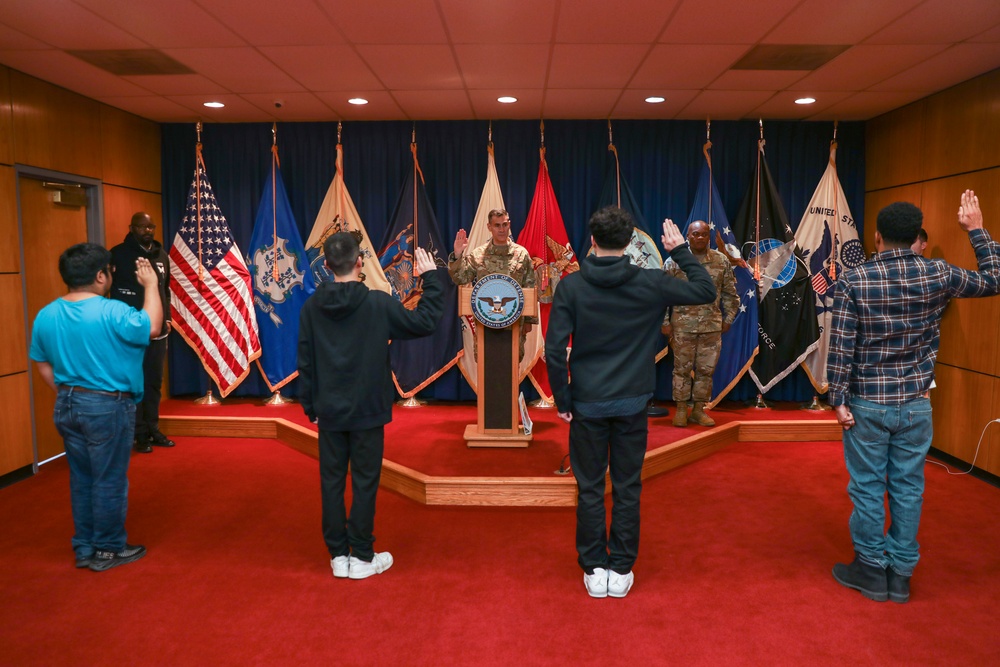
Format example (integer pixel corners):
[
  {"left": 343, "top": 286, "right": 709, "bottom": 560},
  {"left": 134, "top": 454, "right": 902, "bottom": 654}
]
[
  {"left": 517, "top": 133, "right": 578, "bottom": 402},
  {"left": 169, "top": 128, "right": 261, "bottom": 397}
]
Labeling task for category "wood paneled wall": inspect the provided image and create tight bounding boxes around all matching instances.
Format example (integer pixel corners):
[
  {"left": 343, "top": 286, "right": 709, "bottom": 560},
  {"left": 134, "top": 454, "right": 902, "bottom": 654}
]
[
  {"left": 0, "top": 65, "right": 161, "bottom": 478},
  {"left": 865, "top": 67, "right": 1000, "bottom": 475}
]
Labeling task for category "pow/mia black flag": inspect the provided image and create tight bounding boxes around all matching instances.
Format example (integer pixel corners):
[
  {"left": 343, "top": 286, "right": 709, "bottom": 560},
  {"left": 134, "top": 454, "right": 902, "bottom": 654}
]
[{"left": 733, "top": 140, "right": 819, "bottom": 394}]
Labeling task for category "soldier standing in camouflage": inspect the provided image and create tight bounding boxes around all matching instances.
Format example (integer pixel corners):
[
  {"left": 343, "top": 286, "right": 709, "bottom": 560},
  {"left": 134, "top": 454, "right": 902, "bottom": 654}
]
[
  {"left": 662, "top": 220, "right": 739, "bottom": 427},
  {"left": 448, "top": 209, "right": 537, "bottom": 359}
]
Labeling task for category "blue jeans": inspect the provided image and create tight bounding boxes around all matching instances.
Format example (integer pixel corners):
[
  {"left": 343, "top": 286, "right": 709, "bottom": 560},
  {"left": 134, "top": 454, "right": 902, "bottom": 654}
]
[
  {"left": 54, "top": 388, "right": 136, "bottom": 559},
  {"left": 842, "top": 396, "right": 933, "bottom": 576}
]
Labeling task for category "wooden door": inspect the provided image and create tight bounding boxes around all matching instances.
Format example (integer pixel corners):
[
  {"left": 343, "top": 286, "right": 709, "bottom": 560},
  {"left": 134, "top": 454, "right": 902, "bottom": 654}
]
[{"left": 20, "top": 177, "right": 89, "bottom": 461}]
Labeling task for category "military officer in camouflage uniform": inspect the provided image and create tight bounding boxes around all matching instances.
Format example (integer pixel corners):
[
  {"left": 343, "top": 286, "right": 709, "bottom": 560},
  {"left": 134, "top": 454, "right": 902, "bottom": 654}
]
[
  {"left": 662, "top": 220, "right": 739, "bottom": 427},
  {"left": 448, "top": 209, "right": 537, "bottom": 359}
]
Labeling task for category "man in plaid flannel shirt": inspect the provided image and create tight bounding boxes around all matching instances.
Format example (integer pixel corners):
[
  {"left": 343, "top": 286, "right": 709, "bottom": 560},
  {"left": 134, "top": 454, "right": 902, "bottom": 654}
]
[{"left": 827, "top": 190, "right": 1000, "bottom": 604}]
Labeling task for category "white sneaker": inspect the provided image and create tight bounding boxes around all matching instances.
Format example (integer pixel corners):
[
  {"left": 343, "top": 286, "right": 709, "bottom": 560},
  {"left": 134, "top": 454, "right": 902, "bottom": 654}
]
[
  {"left": 348, "top": 552, "right": 393, "bottom": 579},
  {"left": 608, "top": 570, "right": 634, "bottom": 598},
  {"left": 331, "top": 555, "right": 349, "bottom": 578},
  {"left": 583, "top": 568, "right": 609, "bottom": 598}
]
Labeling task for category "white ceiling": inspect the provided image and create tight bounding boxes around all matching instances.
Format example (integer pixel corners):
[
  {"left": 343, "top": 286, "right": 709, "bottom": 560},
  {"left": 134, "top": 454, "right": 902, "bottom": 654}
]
[{"left": 1, "top": 0, "right": 998, "bottom": 123}]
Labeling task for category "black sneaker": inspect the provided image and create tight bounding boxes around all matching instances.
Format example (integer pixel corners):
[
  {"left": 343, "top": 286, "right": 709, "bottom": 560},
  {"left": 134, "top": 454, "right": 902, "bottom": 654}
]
[
  {"left": 886, "top": 567, "right": 911, "bottom": 604},
  {"left": 89, "top": 544, "right": 147, "bottom": 571},
  {"left": 75, "top": 555, "right": 93, "bottom": 569},
  {"left": 133, "top": 438, "right": 153, "bottom": 454},
  {"left": 149, "top": 432, "right": 176, "bottom": 448},
  {"left": 832, "top": 555, "right": 888, "bottom": 602}
]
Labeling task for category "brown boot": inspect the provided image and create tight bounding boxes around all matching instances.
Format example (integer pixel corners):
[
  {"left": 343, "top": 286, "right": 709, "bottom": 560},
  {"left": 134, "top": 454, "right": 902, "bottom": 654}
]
[
  {"left": 689, "top": 402, "right": 716, "bottom": 427},
  {"left": 672, "top": 401, "right": 688, "bottom": 427}
]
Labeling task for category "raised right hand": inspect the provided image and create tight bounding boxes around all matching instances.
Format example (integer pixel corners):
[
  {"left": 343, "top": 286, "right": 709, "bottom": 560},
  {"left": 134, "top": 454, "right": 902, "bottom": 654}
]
[
  {"left": 661, "top": 218, "right": 684, "bottom": 251},
  {"left": 454, "top": 228, "right": 469, "bottom": 257},
  {"left": 958, "top": 189, "right": 983, "bottom": 232},
  {"left": 136, "top": 257, "right": 158, "bottom": 289},
  {"left": 413, "top": 247, "right": 437, "bottom": 276}
]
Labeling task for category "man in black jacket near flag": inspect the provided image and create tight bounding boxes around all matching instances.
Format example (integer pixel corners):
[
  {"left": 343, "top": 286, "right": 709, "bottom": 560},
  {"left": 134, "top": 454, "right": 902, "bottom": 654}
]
[
  {"left": 298, "top": 232, "right": 443, "bottom": 580},
  {"left": 109, "top": 212, "right": 172, "bottom": 453},
  {"left": 546, "top": 207, "right": 716, "bottom": 599}
]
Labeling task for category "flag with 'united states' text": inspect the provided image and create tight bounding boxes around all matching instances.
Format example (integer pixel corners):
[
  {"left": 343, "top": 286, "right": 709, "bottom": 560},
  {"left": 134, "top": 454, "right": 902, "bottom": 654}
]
[{"left": 170, "top": 157, "right": 261, "bottom": 397}]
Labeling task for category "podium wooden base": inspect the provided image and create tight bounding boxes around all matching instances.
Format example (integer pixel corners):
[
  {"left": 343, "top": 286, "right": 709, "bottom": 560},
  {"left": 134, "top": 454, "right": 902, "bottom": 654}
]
[{"left": 464, "top": 424, "right": 532, "bottom": 448}]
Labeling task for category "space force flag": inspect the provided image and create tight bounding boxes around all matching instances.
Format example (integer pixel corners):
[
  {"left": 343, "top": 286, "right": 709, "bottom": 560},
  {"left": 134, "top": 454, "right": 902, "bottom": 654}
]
[
  {"left": 378, "top": 141, "right": 462, "bottom": 397},
  {"left": 304, "top": 138, "right": 391, "bottom": 294},
  {"left": 247, "top": 141, "right": 315, "bottom": 392},
  {"left": 794, "top": 141, "right": 864, "bottom": 393},
  {"left": 169, "top": 141, "right": 261, "bottom": 397},
  {"left": 733, "top": 138, "right": 819, "bottom": 394}
]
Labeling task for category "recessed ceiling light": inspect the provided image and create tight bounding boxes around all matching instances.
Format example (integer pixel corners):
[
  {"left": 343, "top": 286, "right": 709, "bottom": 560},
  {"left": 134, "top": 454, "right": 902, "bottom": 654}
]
[
  {"left": 645, "top": 96, "right": 665, "bottom": 104},
  {"left": 497, "top": 96, "right": 518, "bottom": 104},
  {"left": 203, "top": 101, "right": 225, "bottom": 108},
  {"left": 348, "top": 98, "right": 369, "bottom": 105},
  {"left": 795, "top": 97, "right": 816, "bottom": 105}
]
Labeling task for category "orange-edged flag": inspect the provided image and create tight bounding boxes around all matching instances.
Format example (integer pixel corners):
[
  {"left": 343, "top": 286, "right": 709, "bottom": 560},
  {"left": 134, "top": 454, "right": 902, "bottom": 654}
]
[{"left": 516, "top": 148, "right": 579, "bottom": 401}]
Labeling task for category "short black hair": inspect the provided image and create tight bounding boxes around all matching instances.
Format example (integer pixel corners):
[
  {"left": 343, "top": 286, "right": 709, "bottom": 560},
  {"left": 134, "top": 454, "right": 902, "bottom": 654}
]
[
  {"left": 323, "top": 232, "right": 361, "bottom": 277},
  {"left": 917, "top": 228, "right": 928, "bottom": 243},
  {"left": 59, "top": 243, "right": 111, "bottom": 288},
  {"left": 589, "top": 206, "right": 633, "bottom": 250},
  {"left": 877, "top": 202, "right": 922, "bottom": 245}
]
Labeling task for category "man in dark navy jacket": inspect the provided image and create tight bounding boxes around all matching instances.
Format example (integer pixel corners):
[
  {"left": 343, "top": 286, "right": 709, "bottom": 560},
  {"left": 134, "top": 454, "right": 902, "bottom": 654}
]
[{"left": 546, "top": 206, "right": 716, "bottom": 599}]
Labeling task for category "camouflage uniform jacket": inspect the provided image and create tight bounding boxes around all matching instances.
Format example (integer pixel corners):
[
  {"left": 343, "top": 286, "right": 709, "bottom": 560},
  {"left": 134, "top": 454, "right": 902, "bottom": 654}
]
[
  {"left": 449, "top": 241, "right": 538, "bottom": 324},
  {"left": 663, "top": 248, "right": 738, "bottom": 333}
]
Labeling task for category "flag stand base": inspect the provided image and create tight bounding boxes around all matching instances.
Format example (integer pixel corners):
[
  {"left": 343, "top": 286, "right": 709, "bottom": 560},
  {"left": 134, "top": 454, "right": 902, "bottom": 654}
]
[
  {"left": 747, "top": 394, "right": 772, "bottom": 410},
  {"left": 193, "top": 390, "right": 220, "bottom": 406},
  {"left": 397, "top": 397, "right": 426, "bottom": 408},
  {"left": 800, "top": 395, "right": 832, "bottom": 411},
  {"left": 529, "top": 398, "right": 555, "bottom": 409},
  {"left": 646, "top": 400, "right": 669, "bottom": 418},
  {"left": 553, "top": 454, "right": 572, "bottom": 475},
  {"left": 264, "top": 391, "right": 294, "bottom": 406}
]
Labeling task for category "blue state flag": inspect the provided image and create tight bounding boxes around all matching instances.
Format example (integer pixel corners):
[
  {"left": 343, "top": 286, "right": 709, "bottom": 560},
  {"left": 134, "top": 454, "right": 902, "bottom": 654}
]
[
  {"left": 378, "top": 144, "right": 462, "bottom": 398},
  {"left": 247, "top": 149, "right": 315, "bottom": 392},
  {"left": 596, "top": 146, "right": 662, "bottom": 269},
  {"left": 682, "top": 158, "right": 759, "bottom": 406}
]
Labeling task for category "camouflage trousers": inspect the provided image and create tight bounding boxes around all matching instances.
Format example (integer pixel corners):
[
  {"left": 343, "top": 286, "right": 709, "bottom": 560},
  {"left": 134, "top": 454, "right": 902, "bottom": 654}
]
[{"left": 670, "top": 330, "right": 722, "bottom": 402}]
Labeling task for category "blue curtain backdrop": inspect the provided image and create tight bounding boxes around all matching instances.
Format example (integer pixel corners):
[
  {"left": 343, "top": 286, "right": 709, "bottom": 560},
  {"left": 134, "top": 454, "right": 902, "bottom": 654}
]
[{"left": 161, "top": 119, "right": 865, "bottom": 402}]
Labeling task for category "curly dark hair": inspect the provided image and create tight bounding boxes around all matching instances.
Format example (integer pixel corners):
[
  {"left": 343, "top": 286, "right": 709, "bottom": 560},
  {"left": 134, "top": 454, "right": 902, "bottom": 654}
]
[
  {"left": 876, "top": 202, "right": 922, "bottom": 245},
  {"left": 58, "top": 243, "right": 112, "bottom": 288},
  {"left": 589, "top": 206, "right": 634, "bottom": 250}
]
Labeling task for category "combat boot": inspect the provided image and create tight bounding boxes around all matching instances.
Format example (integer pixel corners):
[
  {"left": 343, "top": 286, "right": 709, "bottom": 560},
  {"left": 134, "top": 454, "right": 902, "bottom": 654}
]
[
  {"left": 689, "top": 402, "right": 716, "bottom": 427},
  {"left": 672, "top": 402, "right": 688, "bottom": 427}
]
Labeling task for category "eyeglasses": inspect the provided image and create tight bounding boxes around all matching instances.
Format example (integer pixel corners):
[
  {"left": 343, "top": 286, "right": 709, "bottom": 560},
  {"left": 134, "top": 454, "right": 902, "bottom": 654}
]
[{"left": 132, "top": 224, "right": 156, "bottom": 231}]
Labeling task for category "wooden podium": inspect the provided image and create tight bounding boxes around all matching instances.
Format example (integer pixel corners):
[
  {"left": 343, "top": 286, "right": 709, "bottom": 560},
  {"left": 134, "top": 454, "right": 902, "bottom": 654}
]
[{"left": 459, "top": 284, "right": 537, "bottom": 448}]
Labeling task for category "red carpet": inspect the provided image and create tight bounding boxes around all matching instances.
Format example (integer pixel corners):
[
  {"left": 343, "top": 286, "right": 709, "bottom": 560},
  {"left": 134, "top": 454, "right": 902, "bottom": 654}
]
[{"left": 1, "top": 432, "right": 998, "bottom": 665}]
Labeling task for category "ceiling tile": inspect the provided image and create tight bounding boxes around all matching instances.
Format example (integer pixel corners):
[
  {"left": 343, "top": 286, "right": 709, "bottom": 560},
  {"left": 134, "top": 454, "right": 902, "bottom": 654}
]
[
  {"left": 0, "top": 23, "right": 49, "bottom": 50},
  {"left": 676, "top": 90, "right": 775, "bottom": 120},
  {"left": 242, "top": 92, "right": 337, "bottom": 120},
  {"left": 811, "top": 91, "right": 928, "bottom": 120},
  {"left": 165, "top": 93, "right": 271, "bottom": 121},
  {"left": 316, "top": 0, "right": 447, "bottom": 44},
  {"left": 555, "top": 0, "right": 681, "bottom": 43},
  {"left": 392, "top": 89, "right": 474, "bottom": 119},
  {"left": 468, "top": 89, "right": 545, "bottom": 119},
  {"left": 631, "top": 45, "right": 748, "bottom": 88},
  {"left": 164, "top": 48, "right": 305, "bottom": 93},
  {"left": 437, "top": 0, "right": 555, "bottom": 44},
  {"left": 316, "top": 90, "right": 404, "bottom": 120},
  {"left": 356, "top": 45, "right": 462, "bottom": 90},
  {"left": 73, "top": 0, "right": 245, "bottom": 48},
  {"left": 0, "top": 0, "right": 146, "bottom": 49},
  {"left": 454, "top": 44, "right": 549, "bottom": 89},
  {"left": 866, "top": 0, "right": 1000, "bottom": 44},
  {"left": 869, "top": 43, "right": 1000, "bottom": 92},
  {"left": 97, "top": 95, "right": 199, "bottom": 122},
  {"left": 548, "top": 45, "right": 648, "bottom": 89},
  {"left": 659, "top": 0, "right": 801, "bottom": 44},
  {"left": 542, "top": 89, "right": 621, "bottom": 119},
  {"left": 968, "top": 23, "right": 1000, "bottom": 42},
  {"left": 259, "top": 46, "right": 382, "bottom": 90},
  {"left": 789, "top": 45, "right": 949, "bottom": 91},
  {"left": 0, "top": 49, "right": 153, "bottom": 97},
  {"left": 749, "top": 91, "right": 853, "bottom": 119},
  {"left": 121, "top": 73, "right": 229, "bottom": 96},
  {"left": 766, "top": 0, "right": 921, "bottom": 44},
  {"left": 194, "top": 0, "right": 343, "bottom": 46},
  {"left": 611, "top": 89, "right": 701, "bottom": 119},
  {"left": 708, "top": 69, "right": 807, "bottom": 91}
]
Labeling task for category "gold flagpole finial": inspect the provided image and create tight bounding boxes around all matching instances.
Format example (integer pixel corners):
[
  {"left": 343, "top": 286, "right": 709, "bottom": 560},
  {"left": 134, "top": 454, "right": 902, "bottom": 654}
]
[
  {"left": 196, "top": 121, "right": 202, "bottom": 144},
  {"left": 272, "top": 122, "right": 277, "bottom": 145},
  {"left": 540, "top": 119, "right": 545, "bottom": 147},
  {"left": 488, "top": 119, "right": 492, "bottom": 144},
  {"left": 759, "top": 118, "right": 764, "bottom": 140},
  {"left": 337, "top": 121, "right": 342, "bottom": 144},
  {"left": 607, "top": 118, "right": 614, "bottom": 147},
  {"left": 411, "top": 122, "right": 416, "bottom": 145},
  {"left": 706, "top": 118, "right": 711, "bottom": 142}
]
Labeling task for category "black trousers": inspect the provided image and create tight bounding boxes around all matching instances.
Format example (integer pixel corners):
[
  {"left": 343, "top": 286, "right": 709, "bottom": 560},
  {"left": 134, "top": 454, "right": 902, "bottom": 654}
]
[
  {"left": 134, "top": 337, "right": 167, "bottom": 442},
  {"left": 569, "top": 410, "right": 648, "bottom": 575},
  {"left": 319, "top": 426, "right": 384, "bottom": 562}
]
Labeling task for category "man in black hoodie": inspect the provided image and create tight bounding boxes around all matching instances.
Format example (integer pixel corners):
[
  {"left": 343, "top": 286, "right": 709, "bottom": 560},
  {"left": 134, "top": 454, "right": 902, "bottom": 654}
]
[
  {"left": 298, "top": 232, "right": 444, "bottom": 580},
  {"left": 109, "top": 212, "right": 172, "bottom": 454},
  {"left": 546, "top": 207, "right": 716, "bottom": 599}
]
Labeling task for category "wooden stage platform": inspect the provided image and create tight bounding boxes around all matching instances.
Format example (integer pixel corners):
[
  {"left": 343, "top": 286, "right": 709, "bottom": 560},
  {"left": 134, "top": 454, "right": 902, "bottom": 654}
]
[{"left": 159, "top": 401, "right": 841, "bottom": 508}]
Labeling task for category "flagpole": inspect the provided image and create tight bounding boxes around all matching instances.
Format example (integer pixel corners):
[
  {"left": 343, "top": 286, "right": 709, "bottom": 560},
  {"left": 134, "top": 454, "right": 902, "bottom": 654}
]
[
  {"left": 608, "top": 120, "right": 621, "bottom": 208},
  {"left": 529, "top": 119, "right": 555, "bottom": 410},
  {"left": 399, "top": 125, "right": 427, "bottom": 408}
]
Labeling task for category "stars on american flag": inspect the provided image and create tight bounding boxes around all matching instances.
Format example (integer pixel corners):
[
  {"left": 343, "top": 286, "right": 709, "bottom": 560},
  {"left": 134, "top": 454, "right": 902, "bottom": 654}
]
[{"left": 179, "top": 169, "right": 236, "bottom": 269}]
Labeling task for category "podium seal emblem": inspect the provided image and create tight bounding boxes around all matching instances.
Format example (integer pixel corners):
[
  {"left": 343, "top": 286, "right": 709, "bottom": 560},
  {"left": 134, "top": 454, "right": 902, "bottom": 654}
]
[{"left": 470, "top": 273, "right": 524, "bottom": 329}]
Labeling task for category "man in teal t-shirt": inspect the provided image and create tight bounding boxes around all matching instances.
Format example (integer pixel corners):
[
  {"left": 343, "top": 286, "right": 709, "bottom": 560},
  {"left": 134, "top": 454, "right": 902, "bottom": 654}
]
[{"left": 29, "top": 243, "right": 162, "bottom": 571}]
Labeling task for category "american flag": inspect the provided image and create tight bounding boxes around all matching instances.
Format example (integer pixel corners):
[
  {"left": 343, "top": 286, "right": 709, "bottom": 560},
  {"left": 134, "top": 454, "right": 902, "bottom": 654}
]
[{"left": 169, "top": 161, "right": 260, "bottom": 397}]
